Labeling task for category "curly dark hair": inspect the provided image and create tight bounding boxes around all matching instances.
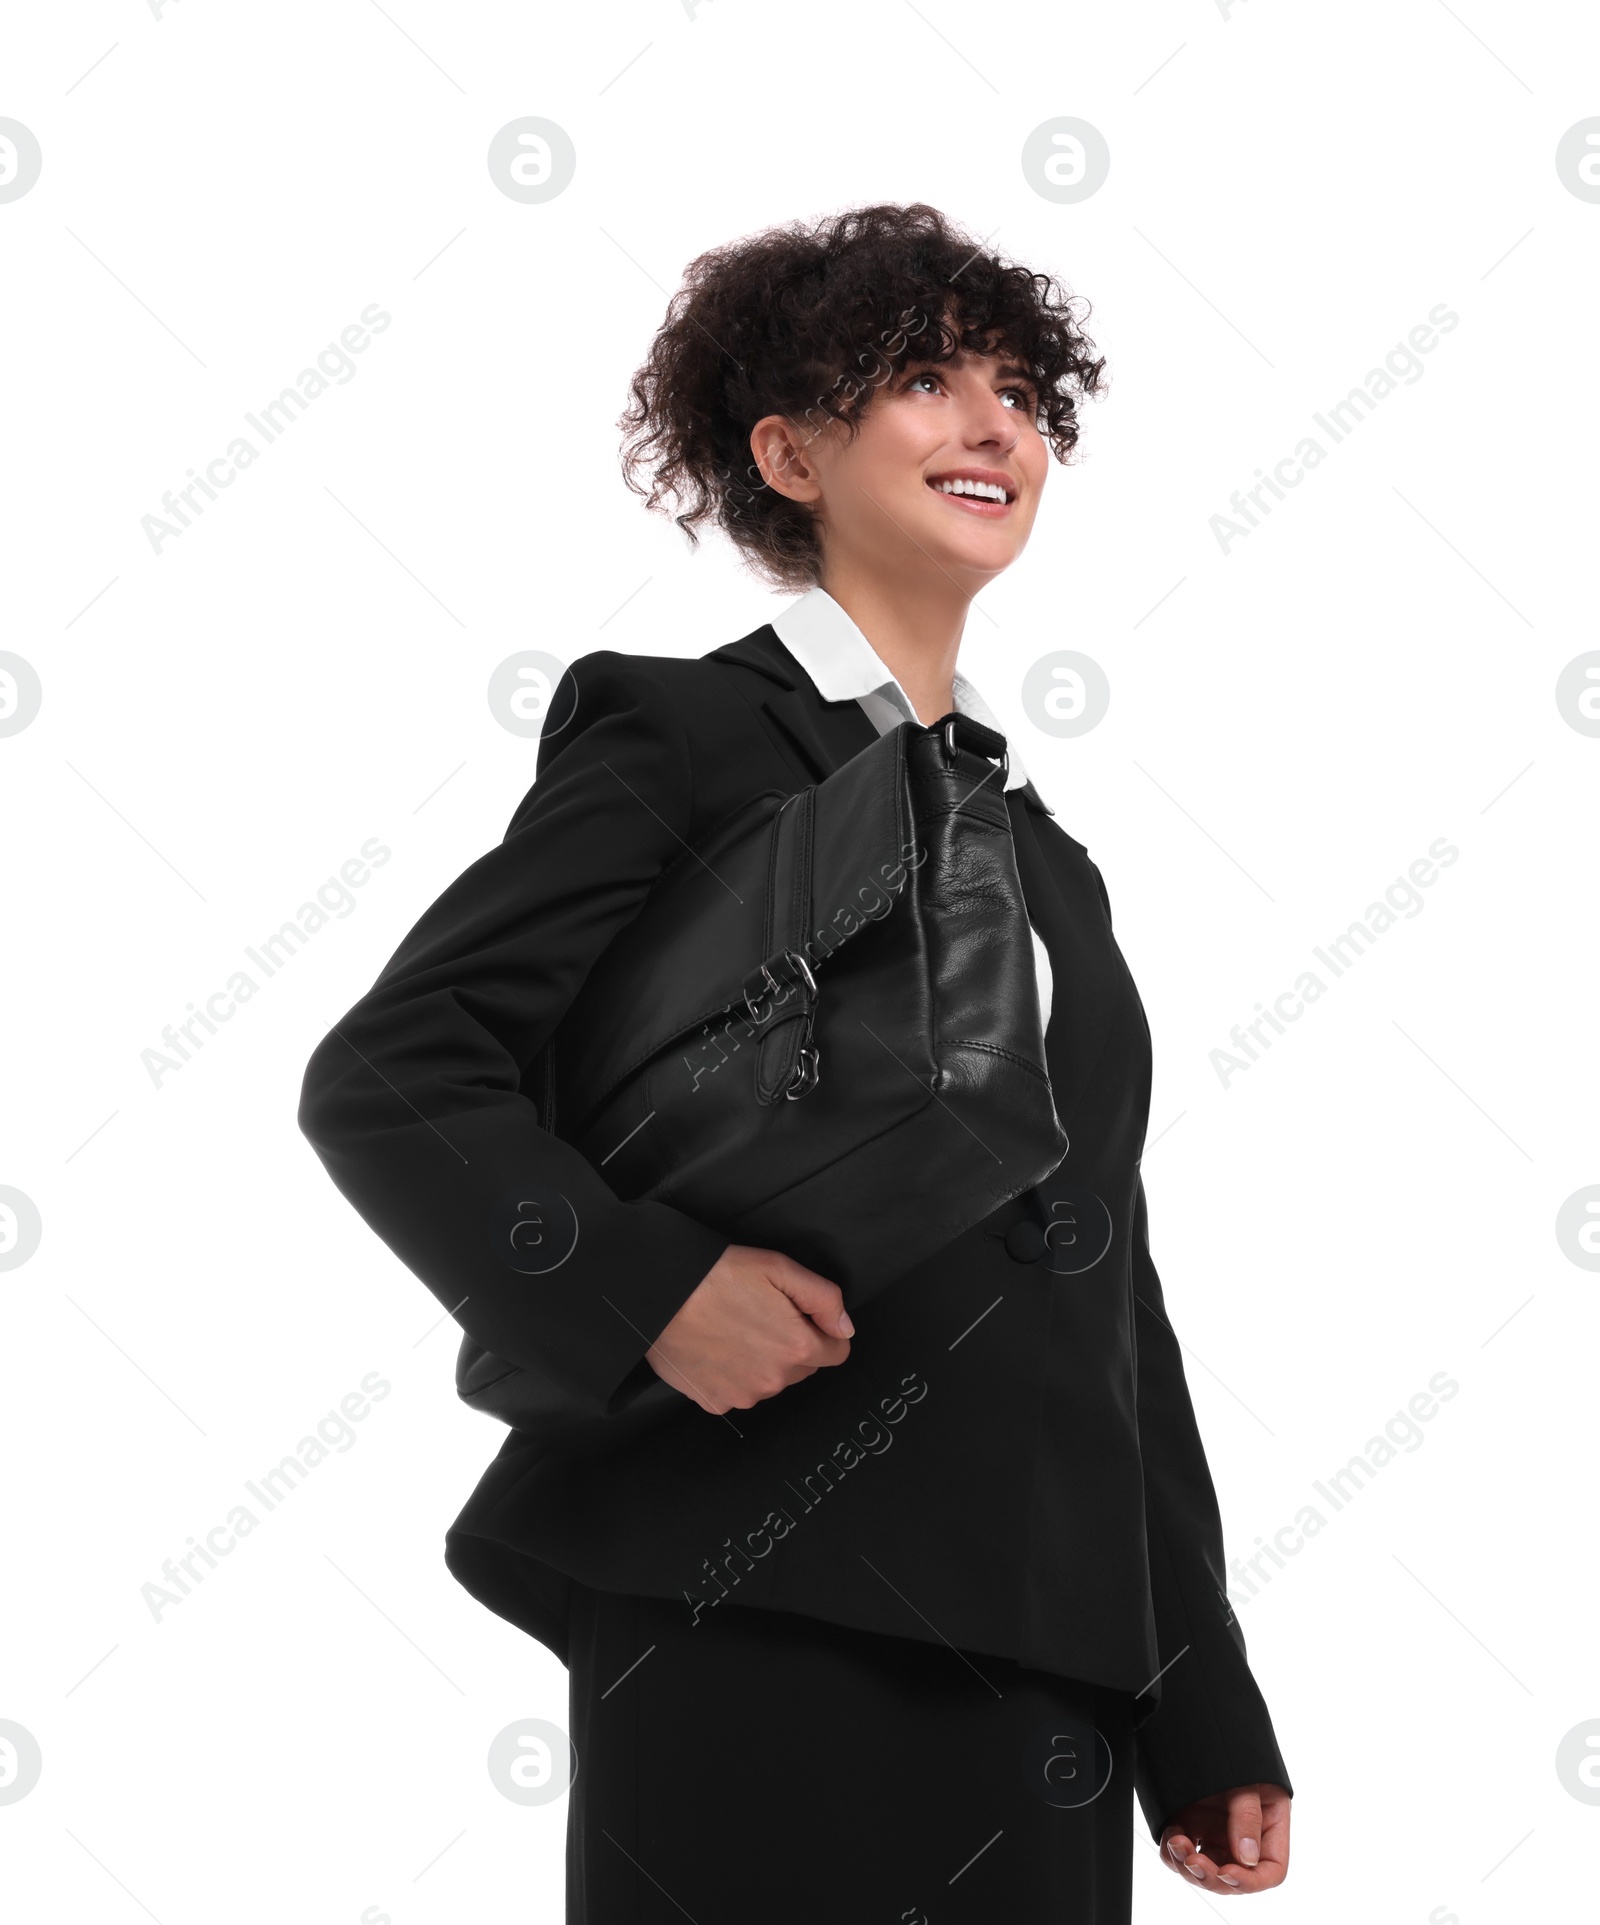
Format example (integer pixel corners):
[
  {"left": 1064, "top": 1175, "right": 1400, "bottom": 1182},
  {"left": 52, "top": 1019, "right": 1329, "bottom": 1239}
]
[{"left": 618, "top": 202, "right": 1108, "bottom": 590}]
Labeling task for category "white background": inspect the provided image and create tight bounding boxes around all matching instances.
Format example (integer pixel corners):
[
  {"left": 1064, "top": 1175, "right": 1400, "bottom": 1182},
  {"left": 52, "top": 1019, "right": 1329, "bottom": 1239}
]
[{"left": 2, "top": 1, "right": 1596, "bottom": 1920}]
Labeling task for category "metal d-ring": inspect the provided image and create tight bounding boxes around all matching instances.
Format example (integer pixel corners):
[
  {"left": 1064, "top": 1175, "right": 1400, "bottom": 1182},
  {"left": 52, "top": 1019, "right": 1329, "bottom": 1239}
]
[
  {"left": 754, "top": 948, "right": 818, "bottom": 1008},
  {"left": 778, "top": 950, "right": 817, "bottom": 996},
  {"left": 942, "top": 715, "right": 1009, "bottom": 784},
  {"left": 786, "top": 1044, "right": 821, "bottom": 1099}
]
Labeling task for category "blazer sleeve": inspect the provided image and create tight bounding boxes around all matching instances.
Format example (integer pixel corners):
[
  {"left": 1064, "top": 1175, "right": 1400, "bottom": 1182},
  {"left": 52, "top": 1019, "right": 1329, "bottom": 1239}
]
[
  {"left": 1129, "top": 1178, "right": 1293, "bottom": 1839},
  {"left": 296, "top": 649, "right": 731, "bottom": 1420},
  {"left": 1086, "top": 861, "right": 1292, "bottom": 1840}
]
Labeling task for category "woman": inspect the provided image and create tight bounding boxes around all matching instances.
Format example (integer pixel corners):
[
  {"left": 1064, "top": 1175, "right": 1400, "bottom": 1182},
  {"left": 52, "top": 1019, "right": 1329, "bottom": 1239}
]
[{"left": 299, "top": 203, "right": 1292, "bottom": 1920}]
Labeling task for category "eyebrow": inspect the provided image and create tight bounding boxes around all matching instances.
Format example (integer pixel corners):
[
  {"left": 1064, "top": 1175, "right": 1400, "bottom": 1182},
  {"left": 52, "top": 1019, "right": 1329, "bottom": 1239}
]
[
  {"left": 919, "top": 348, "right": 1036, "bottom": 384},
  {"left": 961, "top": 347, "right": 1035, "bottom": 384}
]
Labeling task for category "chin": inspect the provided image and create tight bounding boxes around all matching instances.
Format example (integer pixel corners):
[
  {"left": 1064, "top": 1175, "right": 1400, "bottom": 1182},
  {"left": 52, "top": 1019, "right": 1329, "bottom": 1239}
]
[{"left": 924, "top": 530, "right": 1025, "bottom": 581}]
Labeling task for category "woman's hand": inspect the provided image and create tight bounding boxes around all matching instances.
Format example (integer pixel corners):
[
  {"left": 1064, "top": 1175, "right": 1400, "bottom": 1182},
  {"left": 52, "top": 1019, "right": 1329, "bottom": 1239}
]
[
  {"left": 645, "top": 1245, "right": 854, "bottom": 1414},
  {"left": 1159, "top": 1782, "right": 1290, "bottom": 1895}
]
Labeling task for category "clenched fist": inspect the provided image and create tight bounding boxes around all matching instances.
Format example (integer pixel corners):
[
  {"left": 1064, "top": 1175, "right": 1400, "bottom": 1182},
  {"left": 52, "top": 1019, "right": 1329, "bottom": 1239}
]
[{"left": 646, "top": 1244, "right": 854, "bottom": 1414}]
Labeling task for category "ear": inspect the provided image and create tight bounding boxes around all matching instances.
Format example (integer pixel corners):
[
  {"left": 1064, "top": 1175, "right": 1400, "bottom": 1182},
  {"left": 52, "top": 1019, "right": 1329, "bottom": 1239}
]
[{"left": 749, "top": 414, "right": 825, "bottom": 504}]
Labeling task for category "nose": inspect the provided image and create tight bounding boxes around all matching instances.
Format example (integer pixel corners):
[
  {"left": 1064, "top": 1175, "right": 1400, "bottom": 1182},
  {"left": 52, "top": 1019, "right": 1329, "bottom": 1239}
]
[{"left": 961, "top": 385, "right": 1021, "bottom": 452}]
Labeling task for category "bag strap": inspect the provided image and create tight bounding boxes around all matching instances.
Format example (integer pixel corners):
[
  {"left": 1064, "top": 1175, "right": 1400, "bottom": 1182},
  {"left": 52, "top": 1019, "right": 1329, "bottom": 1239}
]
[{"left": 934, "top": 710, "right": 1010, "bottom": 785}]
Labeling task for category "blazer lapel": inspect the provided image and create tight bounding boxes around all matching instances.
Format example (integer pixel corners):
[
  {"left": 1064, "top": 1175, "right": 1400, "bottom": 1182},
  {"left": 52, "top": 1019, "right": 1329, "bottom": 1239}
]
[{"left": 706, "top": 624, "right": 882, "bottom": 785}]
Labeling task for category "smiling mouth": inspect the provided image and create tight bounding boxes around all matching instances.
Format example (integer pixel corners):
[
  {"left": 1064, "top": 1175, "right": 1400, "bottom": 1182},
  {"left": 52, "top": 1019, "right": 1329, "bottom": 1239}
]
[{"left": 926, "top": 474, "right": 1015, "bottom": 517}]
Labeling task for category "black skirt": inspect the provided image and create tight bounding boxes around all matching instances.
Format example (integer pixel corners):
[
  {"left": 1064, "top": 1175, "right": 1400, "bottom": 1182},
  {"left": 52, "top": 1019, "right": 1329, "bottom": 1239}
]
[{"left": 565, "top": 1580, "right": 1137, "bottom": 1924}]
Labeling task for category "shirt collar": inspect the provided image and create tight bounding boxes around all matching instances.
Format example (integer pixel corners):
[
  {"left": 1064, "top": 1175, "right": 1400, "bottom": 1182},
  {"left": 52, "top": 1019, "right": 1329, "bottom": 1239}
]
[{"left": 768, "top": 584, "right": 1030, "bottom": 791}]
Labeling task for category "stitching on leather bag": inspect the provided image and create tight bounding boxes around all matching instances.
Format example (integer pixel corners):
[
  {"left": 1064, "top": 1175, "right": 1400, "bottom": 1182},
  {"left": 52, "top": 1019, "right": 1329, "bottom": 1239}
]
[
  {"left": 945, "top": 1038, "right": 1053, "bottom": 1083},
  {"left": 791, "top": 788, "right": 813, "bottom": 944},
  {"left": 910, "top": 798, "right": 1010, "bottom": 826},
  {"left": 757, "top": 799, "right": 794, "bottom": 1104},
  {"left": 755, "top": 789, "right": 815, "bottom": 1105},
  {"left": 761, "top": 792, "right": 783, "bottom": 961}
]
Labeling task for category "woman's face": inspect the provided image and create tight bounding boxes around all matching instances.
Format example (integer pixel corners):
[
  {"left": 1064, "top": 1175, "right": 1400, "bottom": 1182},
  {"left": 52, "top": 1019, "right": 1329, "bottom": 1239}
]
[{"left": 753, "top": 345, "right": 1051, "bottom": 593}]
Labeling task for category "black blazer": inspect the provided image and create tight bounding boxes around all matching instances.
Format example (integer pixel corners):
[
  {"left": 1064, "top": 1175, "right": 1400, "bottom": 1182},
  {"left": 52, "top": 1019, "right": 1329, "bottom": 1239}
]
[{"left": 297, "top": 623, "right": 1291, "bottom": 1841}]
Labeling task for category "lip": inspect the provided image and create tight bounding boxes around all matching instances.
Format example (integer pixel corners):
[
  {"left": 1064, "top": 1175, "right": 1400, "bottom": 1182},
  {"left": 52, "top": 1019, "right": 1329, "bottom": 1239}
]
[{"left": 925, "top": 467, "right": 1018, "bottom": 518}]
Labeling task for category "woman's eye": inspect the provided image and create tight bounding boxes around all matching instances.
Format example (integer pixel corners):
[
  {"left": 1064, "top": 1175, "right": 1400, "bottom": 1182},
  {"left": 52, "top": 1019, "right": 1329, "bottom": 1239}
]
[
  {"left": 906, "top": 372, "right": 942, "bottom": 394},
  {"left": 1001, "top": 387, "right": 1035, "bottom": 410}
]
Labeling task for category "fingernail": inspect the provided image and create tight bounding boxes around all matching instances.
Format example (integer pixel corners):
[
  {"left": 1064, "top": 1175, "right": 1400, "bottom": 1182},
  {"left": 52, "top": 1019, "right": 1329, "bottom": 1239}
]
[
  {"left": 1219, "top": 1874, "right": 1241, "bottom": 1887},
  {"left": 1185, "top": 1864, "right": 1205, "bottom": 1881},
  {"left": 1167, "top": 1840, "right": 1186, "bottom": 1862},
  {"left": 1239, "top": 1837, "right": 1259, "bottom": 1866},
  {"left": 838, "top": 1312, "right": 854, "bottom": 1336}
]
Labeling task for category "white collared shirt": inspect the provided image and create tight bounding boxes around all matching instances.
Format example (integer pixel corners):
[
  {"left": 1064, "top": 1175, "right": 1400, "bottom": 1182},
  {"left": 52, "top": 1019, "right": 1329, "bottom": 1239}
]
[{"left": 768, "top": 585, "right": 1052, "bottom": 1029}]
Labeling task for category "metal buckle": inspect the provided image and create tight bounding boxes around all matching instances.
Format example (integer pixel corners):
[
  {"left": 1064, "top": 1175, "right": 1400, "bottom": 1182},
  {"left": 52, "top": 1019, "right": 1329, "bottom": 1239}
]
[
  {"left": 941, "top": 716, "right": 1009, "bottom": 785},
  {"left": 744, "top": 950, "right": 819, "bottom": 1027},
  {"left": 750, "top": 949, "right": 816, "bottom": 1012},
  {"left": 775, "top": 949, "right": 817, "bottom": 996}
]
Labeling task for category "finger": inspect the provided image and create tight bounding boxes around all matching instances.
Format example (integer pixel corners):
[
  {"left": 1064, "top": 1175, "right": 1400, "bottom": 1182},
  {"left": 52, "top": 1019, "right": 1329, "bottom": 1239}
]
[
  {"left": 1227, "top": 1786, "right": 1264, "bottom": 1872},
  {"left": 765, "top": 1256, "right": 855, "bottom": 1337},
  {"left": 1208, "top": 1858, "right": 1280, "bottom": 1894},
  {"left": 1208, "top": 1855, "right": 1264, "bottom": 1892},
  {"left": 1162, "top": 1832, "right": 1202, "bottom": 1882},
  {"left": 1210, "top": 1838, "right": 1287, "bottom": 1893},
  {"left": 1178, "top": 1847, "right": 1214, "bottom": 1887},
  {"left": 1163, "top": 1830, "right": 1236, "bottom": 1893},
  {"left": 1259, "top": 1784, "right": 1292, "bottom": 1867},
  {"left": 1186, "top": 1848, "right": 1259, "bottom": 1895},
  {"left": 800, "top": 1332, "right": 852, "bottom": 1367},
  {"left": 1215, "top": 1810, "right": 1289, "bottom": 1891}
]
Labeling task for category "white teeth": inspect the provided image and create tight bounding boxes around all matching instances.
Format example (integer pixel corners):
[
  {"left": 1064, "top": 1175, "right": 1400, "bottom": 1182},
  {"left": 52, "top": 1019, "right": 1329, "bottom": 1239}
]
[{"left": 934, "top": 478, "right": 1007, "bottom": 503}]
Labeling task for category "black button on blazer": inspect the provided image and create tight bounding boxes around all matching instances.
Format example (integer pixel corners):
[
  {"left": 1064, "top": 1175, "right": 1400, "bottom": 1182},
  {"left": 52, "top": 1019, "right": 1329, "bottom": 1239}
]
[{"left": 297, "top": 624, "right": 1291, "bottom": 1841}]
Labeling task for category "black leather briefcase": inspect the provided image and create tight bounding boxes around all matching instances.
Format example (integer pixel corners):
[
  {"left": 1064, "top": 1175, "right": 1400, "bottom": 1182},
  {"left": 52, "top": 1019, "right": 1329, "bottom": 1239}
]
[{"left": 457, "top": 710, "right": 1069, "bottom": 1429}]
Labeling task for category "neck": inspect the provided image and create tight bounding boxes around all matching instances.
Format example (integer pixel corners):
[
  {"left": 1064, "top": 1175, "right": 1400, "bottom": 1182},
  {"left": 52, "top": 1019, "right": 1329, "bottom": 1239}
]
[{"left": 816, "top": 560, "right": 969, "bottom": 725}]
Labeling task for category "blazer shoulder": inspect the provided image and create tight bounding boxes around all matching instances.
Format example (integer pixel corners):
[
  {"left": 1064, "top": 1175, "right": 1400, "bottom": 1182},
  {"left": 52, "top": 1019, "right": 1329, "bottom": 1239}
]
[
  {"left": 534, "top": 640, "right": 795, "bottom": 810},
  {"left": 552, "top": 645, "right": 698, "bottom": 711},
  {"left": 561, "top": 631, "right": 801, "bottom": 752},
  {"left": 534, "top": 647, "right": 717, "bottom": 764},
  {"left": 555, "top": 633, "right": 786, "bottom": 720}
]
